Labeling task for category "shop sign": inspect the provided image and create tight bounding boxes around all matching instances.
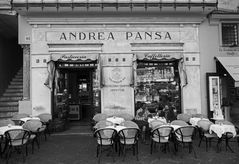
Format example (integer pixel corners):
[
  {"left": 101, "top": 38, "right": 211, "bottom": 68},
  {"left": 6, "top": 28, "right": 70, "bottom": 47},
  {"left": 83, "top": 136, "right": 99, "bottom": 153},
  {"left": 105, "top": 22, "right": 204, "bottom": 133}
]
[
  {"left": 219, "top": 47, "right": 239, "bottom": 56},
  {"left": 137, "top": 52, "right": 183, "bottom": 60},
  {"left": 51, "top": 53, "right": 98, "bottom": 61},
  {"left": 46, "top": 31, "right": 179, "bottom": 42}
]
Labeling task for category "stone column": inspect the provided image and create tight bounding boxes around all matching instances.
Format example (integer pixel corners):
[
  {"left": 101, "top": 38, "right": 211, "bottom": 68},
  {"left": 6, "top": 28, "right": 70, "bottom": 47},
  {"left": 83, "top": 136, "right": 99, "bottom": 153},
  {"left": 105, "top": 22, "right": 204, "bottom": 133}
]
[{"left": 21, "top": 44, "right": 30, "bottom": 100}]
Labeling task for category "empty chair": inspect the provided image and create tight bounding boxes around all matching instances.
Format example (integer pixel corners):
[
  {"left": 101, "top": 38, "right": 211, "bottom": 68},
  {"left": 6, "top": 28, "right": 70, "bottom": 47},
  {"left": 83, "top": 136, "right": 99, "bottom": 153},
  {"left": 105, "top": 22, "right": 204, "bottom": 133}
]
[
  {"left": 150, "top": 120, "right": 166, "bottom": 129},
  {"left": 22, "top": 120, "right": 42, "bottom": 154},
  {"left": 192, "top": 114, "right": 207, "bottom": 119},
  {"left": 197, "top": 120, "right": 218, "bottom": 151},
  {"left": 0, "top": 119, "right": 15, "bottom": 127},
  {"left": 150, "top": 126, "right": 173, "bottom": 154},
  {"left": 177, "top": 113, "right": 192, "bottom": 123},
  {"left": 4, "top": 129, "right": 31, "bottom": 163},
  {"left": 174, "top": 126, "right": 197, "bottom": 158},
  {"left": 120, "top": 121, "right": 139, "bottom": 129},
  {"left": 94, "top": 120, "right": 113, "bottom": 130},
  {"left": 118, "top": 128, "right": 140, "bottom": 161},
  {"left": 12, "top": 113, "right": 29, "bottom": 125},
  {"left": 171, "top": 120, "right": 188, "bottom": 126},
  {"left": 37, "top": 113, "right": 52, "bottom": 140},
  {"left": 215, "top": 120, "right": 234, "bottom": 125},
  {"left": 94, "top": 128, "right": 117, "bottom": 164},
  {"left": 93, "top": 113, "right": 108, "bottom": 122}
]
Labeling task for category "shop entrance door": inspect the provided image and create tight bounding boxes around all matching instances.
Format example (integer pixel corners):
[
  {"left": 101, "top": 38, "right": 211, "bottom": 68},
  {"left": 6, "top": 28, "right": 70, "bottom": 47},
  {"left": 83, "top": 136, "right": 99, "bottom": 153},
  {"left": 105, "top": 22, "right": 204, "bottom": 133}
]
[{"left": 54, "top": 66, "right": 96, "bottom": 122}]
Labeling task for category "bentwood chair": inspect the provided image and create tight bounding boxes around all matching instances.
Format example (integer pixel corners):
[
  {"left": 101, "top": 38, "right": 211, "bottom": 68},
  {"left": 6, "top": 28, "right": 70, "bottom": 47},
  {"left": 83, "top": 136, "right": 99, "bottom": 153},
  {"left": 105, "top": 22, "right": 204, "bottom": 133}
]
[
  {"left": 12, "top": 113, "right": 29, "bottom": 126},
  {"left": 150, "top": 120, "right": 166, "bottom": 129},
  {"left": 150, "top": 126, "right": 173, "bottom": 154},
  {"left": 197, "top": 120, "right": 218, "bottom": 151},
  {"left": 171, "top": 120, "right": 188, "bottom": 126},
  {"left": 37, "top": 113, "right": 52, "bottom": 140},
  {"left": 94, "top": 120, "right": 113, "bottom": 131},
  {"left": 22, "top": 120, "right": 42, "bottom": 154},
  {"left": 118, "top": 128, "right": 140, "bottom": 161},
  {"left": 4, "top": 129, "right": 30, "bottom": 164},
  {"left": 120, "top": 121, "right": 139, "bottom": 129},
  {"left": 177, "top": 114, "right": 192, "bottom": 123},
  {"left": 94, "top": 128, "right": 117, "bottom": 164},
  {"left": 174, "top": 126, "right": 197, "bottom": 158}
]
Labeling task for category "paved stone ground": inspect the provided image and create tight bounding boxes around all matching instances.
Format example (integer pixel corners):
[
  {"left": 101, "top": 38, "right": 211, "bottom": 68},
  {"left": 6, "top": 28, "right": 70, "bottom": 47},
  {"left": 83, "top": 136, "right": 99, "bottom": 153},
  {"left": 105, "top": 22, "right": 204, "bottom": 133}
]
[{"left": 1, "top": 123, "right": 239, "bottom": 164}]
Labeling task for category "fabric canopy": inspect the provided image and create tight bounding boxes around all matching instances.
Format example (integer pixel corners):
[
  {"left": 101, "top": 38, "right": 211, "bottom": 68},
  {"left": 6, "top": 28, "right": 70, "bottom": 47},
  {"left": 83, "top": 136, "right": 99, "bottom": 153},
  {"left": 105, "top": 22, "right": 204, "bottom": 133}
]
[
  {"left": 136, "top": 52, "right": 183, "bottom": 61},
  {"left": 50, "top": 53, "right": 98, "bottom": 62},
  {"left": 216, "top": 56, "right": 239, "bottom": 84}
]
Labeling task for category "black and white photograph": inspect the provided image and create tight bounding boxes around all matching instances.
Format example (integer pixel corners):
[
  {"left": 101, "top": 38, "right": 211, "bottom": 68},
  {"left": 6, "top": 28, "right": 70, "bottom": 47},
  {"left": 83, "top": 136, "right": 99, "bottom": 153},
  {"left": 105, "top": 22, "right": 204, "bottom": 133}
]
[{"left": 0, "top": 0, "right": 239, "bottom": 164}]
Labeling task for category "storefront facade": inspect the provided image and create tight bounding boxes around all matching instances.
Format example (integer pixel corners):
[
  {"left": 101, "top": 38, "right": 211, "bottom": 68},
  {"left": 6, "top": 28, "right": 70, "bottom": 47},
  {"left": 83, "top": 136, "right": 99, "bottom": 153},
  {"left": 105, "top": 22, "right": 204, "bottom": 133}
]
[{"left": 13, "top": 1, "right": 217, "bottom": 120}]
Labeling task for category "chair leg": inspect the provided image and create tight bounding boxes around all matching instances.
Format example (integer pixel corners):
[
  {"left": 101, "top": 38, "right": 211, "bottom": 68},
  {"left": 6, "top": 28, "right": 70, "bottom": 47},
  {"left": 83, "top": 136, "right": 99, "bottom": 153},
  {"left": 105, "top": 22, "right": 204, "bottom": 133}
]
[
  {"left": 136, "top": 143, "right": 139, "bottom": 161},
  {"left": 198, "top": 136, "right": 203, "bottom": 147},
  {"left": 150, "top": 140, "right": 153, "bottom": 154},
  {"left": 205, "top": 138, "right": 208, "bottom": 152},
  {"left": 225, "top": 137, "right": 234, "bottom": 153}
]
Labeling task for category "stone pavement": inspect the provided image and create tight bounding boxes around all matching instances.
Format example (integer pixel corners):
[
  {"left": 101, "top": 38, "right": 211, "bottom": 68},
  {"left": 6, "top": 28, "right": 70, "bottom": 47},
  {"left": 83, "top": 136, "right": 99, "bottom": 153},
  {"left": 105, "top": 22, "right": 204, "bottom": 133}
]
[{"left": 1, "top": 123, "right": 239, "bottom": 164}]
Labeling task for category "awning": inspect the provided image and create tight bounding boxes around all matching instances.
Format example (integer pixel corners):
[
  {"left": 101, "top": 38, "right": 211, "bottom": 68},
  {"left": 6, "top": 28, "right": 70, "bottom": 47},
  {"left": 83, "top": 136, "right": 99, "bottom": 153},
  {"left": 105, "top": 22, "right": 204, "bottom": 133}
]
[
  {"left": 50, "top": 53, "right": 98, "bottom": 62},
  {"left": 216, "top": 57, "right": 239, "bottom": 86},
  {"left": 12, "top": 0, "right": 218, "bottom": 10},
  {"left": 136, "top": 52, "right": 183, "bottom": 61}
]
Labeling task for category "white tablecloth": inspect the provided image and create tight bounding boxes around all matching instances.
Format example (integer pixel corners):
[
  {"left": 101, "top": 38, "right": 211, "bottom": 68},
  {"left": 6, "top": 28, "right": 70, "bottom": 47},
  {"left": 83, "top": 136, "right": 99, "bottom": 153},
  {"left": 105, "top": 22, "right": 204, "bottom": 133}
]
[
  {"left": 148, "top": 117, "right": 167, "bottom": 124},
  {"left": 209, "top": 124, "right": 237, "bottom": 138},
  {"left": 20, "top": 117, "right": 40, "bottom": 123},
  {"left": 106, "top": 117, "right": 125, "bottom": 125},
  {"left": 0, "top": 125, "right": 23, "bottom": 135},
  {"left": 105, "top": 125, "right": 127, "bottom": 132},
  {"left": 189, "top": 117, "right": 209, "bottom": 126}
]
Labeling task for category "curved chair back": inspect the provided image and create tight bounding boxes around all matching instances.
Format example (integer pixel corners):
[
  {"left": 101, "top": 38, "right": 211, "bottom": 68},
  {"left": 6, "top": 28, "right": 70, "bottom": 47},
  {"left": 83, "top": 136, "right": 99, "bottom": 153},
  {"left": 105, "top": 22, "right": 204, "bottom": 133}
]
[
  {"left": 151, "top": 126, "right": 173, "bottom": 143},
  {"left": 197, "top": 120, "right": 213, "bottom": 131},
  {"left": 118, "top": 128, "right": 140, "bottom": 145},
  {"left": 93, "top": 113, "right": 108, "bottom": 122},
  {"left": 5, "top": 129, "right": 30, "bottom": 146},
  {"left": 177, "top": 113, "right": 192, "bottom": 122},
  {"left": 0, "top": 119, "right": 15, "bottom": 127},
  {"left": 171, "top": 120, "right": 188, "bottom": 126},
  {"left": 94, "top": 128, "right": 117, "bottom": 146},
  {"left": 22, "top": 120, "right": 43, "bottom": 132},
  {"left": 215, "top": 120, "right": 234, "bottom": 125},
  {"left": 120, "top": 121, "right": 139, "bottom": 129},
  {"left": 12, "top": 113, "right": 29, "bottom": 120},
  {"left": 175, "top": 126, "right": 195, "bottom": 142},
  {"left": 150, "top": 120, "right": 166, "bottom": 129},
  {"left": 94, "top": 120, "right": 113, "bottom": 130},
  {"left": 192, "top": 114, "right": 207, "bottom": 119},
  {"left": 37, "top": 113, "right": 52, "bottom": 123}
]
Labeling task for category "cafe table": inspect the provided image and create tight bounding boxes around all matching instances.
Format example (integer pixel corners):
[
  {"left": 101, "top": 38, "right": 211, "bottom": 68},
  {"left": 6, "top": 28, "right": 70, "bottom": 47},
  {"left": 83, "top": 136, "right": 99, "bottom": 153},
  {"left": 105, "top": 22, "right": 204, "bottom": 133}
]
[
  {"left": 209, "top": 124, "right": 236, "bottom": 138},
  {"left": 106, "top": 117, "right": 125, "bottom": 125},
  {"left": 105, "top": 125, "right": 127, "bottom": 132},
  {"left": 20, "top": 116, "right": 40, "bottom": 123},
  {"left": 189, "top": 117, "right": 209, "bottom": 127},
  {"left": 0, "top": 125, "right": 23, "bottom": 136}
]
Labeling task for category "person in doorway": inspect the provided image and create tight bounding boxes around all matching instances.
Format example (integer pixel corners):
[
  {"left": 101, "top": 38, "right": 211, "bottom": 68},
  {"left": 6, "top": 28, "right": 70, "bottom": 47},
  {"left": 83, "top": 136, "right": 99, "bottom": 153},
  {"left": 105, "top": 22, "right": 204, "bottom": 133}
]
[{"left": 133, "top": 103, "right": 150, "bottom": 143}]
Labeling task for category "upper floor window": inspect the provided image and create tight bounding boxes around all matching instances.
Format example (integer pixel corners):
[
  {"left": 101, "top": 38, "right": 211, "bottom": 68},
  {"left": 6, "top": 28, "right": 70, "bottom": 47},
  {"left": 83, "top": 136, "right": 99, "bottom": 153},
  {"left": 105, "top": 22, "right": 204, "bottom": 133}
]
[{"left": 221, "top": 23, "right": 238, "bottom": 47}]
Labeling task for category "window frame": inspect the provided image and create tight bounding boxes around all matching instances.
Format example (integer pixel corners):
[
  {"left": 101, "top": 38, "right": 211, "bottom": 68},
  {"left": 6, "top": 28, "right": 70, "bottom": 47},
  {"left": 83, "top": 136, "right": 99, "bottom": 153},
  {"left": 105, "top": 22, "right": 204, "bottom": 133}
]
[{"left": 220, "top": 22, "right": 239, "bottom": 47}]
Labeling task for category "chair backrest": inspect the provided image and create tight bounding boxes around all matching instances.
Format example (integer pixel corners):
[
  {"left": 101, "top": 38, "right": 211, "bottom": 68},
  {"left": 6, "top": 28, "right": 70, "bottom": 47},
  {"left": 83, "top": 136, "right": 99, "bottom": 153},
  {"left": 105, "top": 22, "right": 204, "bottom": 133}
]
[
  {"left": 177, "top": 113, "right": 192, "bottom": 122},
  {"left": 120, "top": 120, "right": 139, "bottom": 128},
  {"left": 191, "top": 114, "right": 207, "bottom": 119},
  {"left": 94, "top": 120, "right": 113, "bottom": 129},
  {"left": 12, "top": 113, "right": 29, "bottom": 120},
  {"left": 197, "top": 120, "right": 213, "bottom": 131},
  {"left": 5, "top": 129, "right": 30, "bottom": 146},
  {"left": 22, "top": 120, "right": 43, "bottom": 132},
  {"left": 151, "top": 126, "right": 173, "bottom": 142},
  {"left": 118, "top": 128, "right": 140, "bottom": 145},
  {"left": 116, "top": 113, "right": 134, "bottom": 121},
  {"left": 150, "top": 120, "right": 166, "bottom": 129},
  {"left": 37, "top": 113, "right": 52, "bottom": 123},
  {"left": 0, "top": 119, "right": 15, "bottom": 127},
  {"left": 175, "top": 126, "right": 195, "bottom": 142},
  {"left": 93, "top": 113, "right": 108, "bottom": 122},
  {"left": 94, "top": 128, "right": 117, "bottom": 145},
  {"left": 215, "top": 120, "right": 234, "bottom": 125},
  {"left": 171, "top": 120, "right": 188, "bottom": 126}
]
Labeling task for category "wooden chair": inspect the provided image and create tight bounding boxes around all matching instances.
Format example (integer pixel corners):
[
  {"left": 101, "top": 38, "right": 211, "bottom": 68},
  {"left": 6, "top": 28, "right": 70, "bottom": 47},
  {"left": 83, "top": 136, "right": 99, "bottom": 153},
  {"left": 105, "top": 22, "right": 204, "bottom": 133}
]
[
  {"left": 118, "top": 128, "right": 140, "bottom": 161},
  {"left": 150, "top": 126, "right": 173, "bottom": 154},
  {"left": 120, "top": 121, "right": 139, "bottom": 129},
  {"left": 171, "top": 120, "right": 188, "bottom": 126},
  {"left": 4, "top": 129, "right": 30, "bottom": 164},
  {"left": 94, "top": 128, "right": 117, "bottom": 164},
  {"left": 94, "top": 120, "right": 113, "bottom": 131},
  {"left": 150, "top": 120, "right": 166, "bottom": 129},
  {"left": 197, "top": 120, "right": 218, "bottom": 151},
  {"left": 177, "top": 113, "right": 192, "bottom": 123},
  {"left": 174, "top": 126, "right": 197, "bottom": 158},
  {"left": 37, "top": 113, "right": 52, "bottom": 140}
]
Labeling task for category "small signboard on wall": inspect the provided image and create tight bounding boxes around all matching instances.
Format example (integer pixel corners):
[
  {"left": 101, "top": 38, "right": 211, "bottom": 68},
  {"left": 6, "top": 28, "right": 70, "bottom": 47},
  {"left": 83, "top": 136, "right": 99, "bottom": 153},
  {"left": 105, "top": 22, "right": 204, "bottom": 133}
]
[{"left": 68, "top": 104, "right": 80, "bottom": 120}]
